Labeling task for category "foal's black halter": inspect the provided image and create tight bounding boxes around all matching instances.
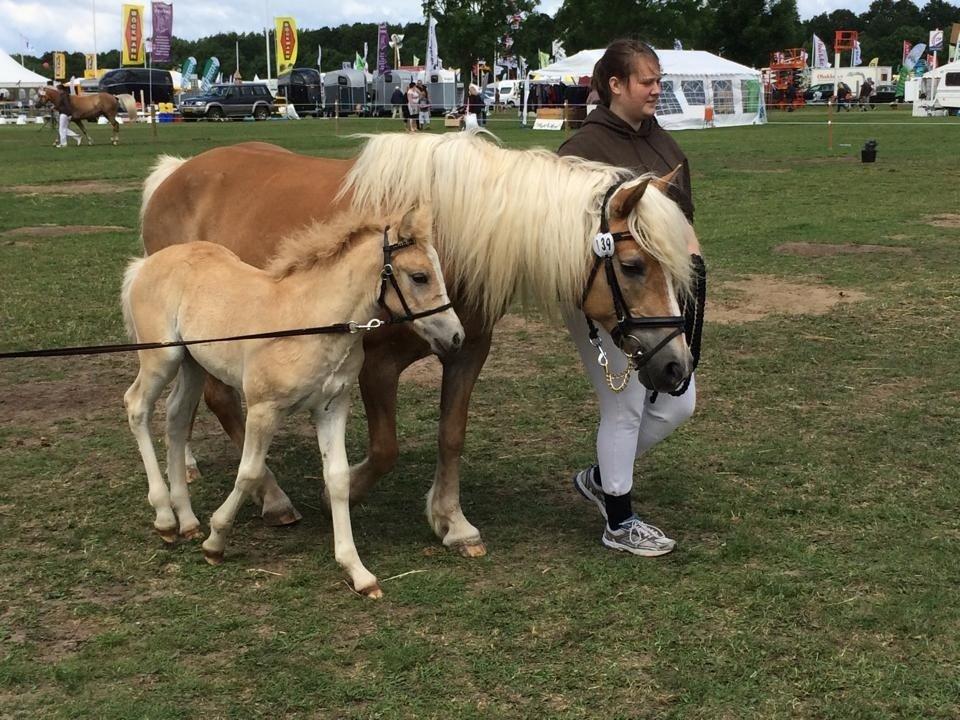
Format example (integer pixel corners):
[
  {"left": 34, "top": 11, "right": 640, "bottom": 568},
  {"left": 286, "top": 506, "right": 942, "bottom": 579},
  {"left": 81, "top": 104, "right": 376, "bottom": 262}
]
[
  {"left": 581, "top": 182, "right": 686, "bottom": 373},
  {"left": 377, "top": 227, "right": 454, "bottom": 323}
]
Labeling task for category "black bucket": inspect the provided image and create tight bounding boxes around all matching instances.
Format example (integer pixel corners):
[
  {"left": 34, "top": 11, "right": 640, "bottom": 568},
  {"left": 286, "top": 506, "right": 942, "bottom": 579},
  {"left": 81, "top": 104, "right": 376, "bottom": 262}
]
[{"left": 861, "top": 139, "right": 878, "bottom": 163}]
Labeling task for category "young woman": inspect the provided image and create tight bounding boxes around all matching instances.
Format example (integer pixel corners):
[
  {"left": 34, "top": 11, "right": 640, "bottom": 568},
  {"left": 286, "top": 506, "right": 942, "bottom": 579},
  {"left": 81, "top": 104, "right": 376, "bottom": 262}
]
[
  {"left": 417, "top": 82, "right": 431, "bottom": 129},
  {"left": 558, "top": 39, "right": 703, "bottom": 557},
  {"left": 405, "top": 82, "right": 420, "bottom": 132}
]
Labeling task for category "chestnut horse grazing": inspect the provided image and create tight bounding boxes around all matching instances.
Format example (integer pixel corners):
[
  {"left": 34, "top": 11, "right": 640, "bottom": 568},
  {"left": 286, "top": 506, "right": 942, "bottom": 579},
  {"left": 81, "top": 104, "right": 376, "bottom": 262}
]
[
  {"left": 35, "top": 86, "right": 137, "bottom": 146},
  {"left": 140, "top": 133, "right": 697, "bottom": 557},
  {"left": 122, "top": 206, "right": 463, "bottom": 597}
]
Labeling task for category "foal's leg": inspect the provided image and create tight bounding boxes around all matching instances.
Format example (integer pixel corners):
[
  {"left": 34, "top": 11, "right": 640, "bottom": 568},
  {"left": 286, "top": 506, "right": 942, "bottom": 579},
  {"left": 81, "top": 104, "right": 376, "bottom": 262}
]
[
  {"left": 124, "top": 350, "right": 182, "bottom": 543},
  {"left": 426, "top": 330, "right": 493, "bottom": 557},
  {"left": 316, "top": 393, "right": 381, "bottom": 598},
  {"left": 202, "top": 377, "right": 301, "bottom": 526},
  {"left": 164, "top": 358, "right": 205, "bottom": 540},
  {"left": 201, "top": 402, "right": 280, "bottom": 564}
]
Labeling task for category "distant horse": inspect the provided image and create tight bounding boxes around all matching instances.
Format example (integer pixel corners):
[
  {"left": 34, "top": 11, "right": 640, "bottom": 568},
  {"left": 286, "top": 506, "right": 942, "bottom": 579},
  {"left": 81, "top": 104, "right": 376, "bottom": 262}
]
[
  {"left": 35, "top": 85, "right": 137, "bottom": 146},
  {"left": 140, "top": 133, "right": 697, "bottom": 557},
  {"left": 122, "top": 205, "right": 463, "bottom": 597}
]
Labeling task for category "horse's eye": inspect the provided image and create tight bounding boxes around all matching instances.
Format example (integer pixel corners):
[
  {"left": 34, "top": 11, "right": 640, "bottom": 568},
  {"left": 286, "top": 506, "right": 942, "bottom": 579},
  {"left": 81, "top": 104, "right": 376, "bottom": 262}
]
[
  {"left": 411, "top": 272, "right": 429, "bottom": 284},
  {"left": 620, "top": 262, "right": 645, "bottom": 276}
]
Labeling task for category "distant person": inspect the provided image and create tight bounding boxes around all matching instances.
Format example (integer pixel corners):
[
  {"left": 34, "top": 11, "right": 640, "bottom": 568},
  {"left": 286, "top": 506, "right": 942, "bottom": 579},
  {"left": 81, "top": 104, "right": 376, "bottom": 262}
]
[
  {"left": 390, "top": 85, "right": 404, "bottom": 119},
  {"left": 417, "top": 82, "right": 431, "bottom": 129},
  {"left": 405, "top": 81, "right": 420, "bottom": 132},
  {"left": 836, "top": 82, "right": 852, "bottom": 111},
  {"left": 858, "top": 78, "right": 874, "bottom": 111},
  {"left": 785, "top": 80, "right": 797, "bottom": 112},
  {"left": 51, "top": 83, "right": 81, "bottom": 148},
  {"left": 466, "top": 83, "right": 485, "bottom": 126}
]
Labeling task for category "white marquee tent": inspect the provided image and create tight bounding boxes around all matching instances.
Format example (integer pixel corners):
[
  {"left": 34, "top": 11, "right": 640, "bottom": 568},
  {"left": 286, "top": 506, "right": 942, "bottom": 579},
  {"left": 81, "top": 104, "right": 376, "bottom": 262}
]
[
  {"left": 531, "top": 49, "right": 765, "bottom": 130},
  {"left": 0, "top": 48, "right": 50, "bottom": 99}
]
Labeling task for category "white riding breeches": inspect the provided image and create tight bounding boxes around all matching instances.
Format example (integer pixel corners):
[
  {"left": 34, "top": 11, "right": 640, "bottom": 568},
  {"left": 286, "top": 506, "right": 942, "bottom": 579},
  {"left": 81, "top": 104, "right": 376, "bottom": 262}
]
[
  {"left": 565, "top": 310, "right": 696, "bottom": 497},
  {"left": 58, "top": 113, "right": 78, "bottom": 146}
]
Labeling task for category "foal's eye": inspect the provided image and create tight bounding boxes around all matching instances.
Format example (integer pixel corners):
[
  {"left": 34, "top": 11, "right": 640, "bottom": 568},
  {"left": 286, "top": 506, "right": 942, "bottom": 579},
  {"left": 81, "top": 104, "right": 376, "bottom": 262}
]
[
  {"left": 411, "top": 272, "right": 430, "bottom": 284},
  {"left": 620, "top": 262, "right": 645, "bottom": 276}
]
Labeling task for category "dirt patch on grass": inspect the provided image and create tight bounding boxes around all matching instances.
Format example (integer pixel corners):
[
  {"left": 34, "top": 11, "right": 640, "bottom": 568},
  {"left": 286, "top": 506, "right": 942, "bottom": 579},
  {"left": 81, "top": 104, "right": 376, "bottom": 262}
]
[
  {"left": 775, "top": 242, "right": 912, "bottom": 257},
  {"left": 924, "top": 213, "right": 960, "bottom": 228},
  {"left": 10, "top": 180, "right": 140, "bottom": 196},
  {"left": 710, "top": 275, "right": 867, "bottom": 325},
  {"left": 1, "top": 224, "right": 130, "bottom": 239}
]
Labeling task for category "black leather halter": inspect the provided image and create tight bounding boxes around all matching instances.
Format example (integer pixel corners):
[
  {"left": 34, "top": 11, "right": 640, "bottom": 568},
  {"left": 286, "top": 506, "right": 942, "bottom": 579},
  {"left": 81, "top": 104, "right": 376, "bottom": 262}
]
[
  {"left": 377, "top": 227, "right": 454, "bottom": 323},
  {"left": 581, "top": 181, "right": 686, "bottom": 371}
]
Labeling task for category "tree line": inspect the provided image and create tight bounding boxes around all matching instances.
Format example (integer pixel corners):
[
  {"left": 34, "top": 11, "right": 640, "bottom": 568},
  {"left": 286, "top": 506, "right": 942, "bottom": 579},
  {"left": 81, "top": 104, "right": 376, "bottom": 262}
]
[{"left": 18, "top": 0, "right": 960, "bottom": 84}]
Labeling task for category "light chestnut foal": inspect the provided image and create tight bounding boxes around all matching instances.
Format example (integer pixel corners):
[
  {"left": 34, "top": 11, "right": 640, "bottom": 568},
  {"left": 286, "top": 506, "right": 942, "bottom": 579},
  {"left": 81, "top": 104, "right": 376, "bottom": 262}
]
[{"left": 121, "top": 206, "right": 463, "bottom": 597}]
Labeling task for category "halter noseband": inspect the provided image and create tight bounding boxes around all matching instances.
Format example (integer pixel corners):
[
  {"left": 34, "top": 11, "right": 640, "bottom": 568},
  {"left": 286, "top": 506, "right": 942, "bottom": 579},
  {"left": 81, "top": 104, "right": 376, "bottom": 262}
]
[
  {"left": 377, "top": 227, "right": 453, "bottom": 323},
  {"left": 581, "top": 181, "right": 686, "bottom": 378}
]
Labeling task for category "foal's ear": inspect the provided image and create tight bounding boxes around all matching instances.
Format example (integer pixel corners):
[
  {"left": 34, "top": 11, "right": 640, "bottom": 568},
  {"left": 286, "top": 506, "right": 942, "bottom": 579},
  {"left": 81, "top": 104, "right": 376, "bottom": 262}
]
[
  {"left": 651, "top": 164, "right": 683, "bottom": 193},
  {"left": 610, "top": 178, "right": 651, "bottom": 219},
  {"left": 398, "top": 204, "right": 432, "bottom": 240}
]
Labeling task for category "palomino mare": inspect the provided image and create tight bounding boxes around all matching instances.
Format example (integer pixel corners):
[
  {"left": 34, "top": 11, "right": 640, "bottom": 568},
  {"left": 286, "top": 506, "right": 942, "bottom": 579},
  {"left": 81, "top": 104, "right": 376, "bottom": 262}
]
[
  {"left": 35, "top": 86, "right": 137, "bottom": 146},
  {"left": 122, "top": 205, "right": 463, "bottom": 597},
  {"left": 140, "top": 133, "right": 697, "bottom": 557}
]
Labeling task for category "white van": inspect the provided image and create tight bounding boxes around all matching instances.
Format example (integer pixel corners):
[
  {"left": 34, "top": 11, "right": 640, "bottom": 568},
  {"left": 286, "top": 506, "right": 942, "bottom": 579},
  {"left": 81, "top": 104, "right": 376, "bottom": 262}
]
[{"left": 483, "top": 80, "right": 521, "bottom": 107}]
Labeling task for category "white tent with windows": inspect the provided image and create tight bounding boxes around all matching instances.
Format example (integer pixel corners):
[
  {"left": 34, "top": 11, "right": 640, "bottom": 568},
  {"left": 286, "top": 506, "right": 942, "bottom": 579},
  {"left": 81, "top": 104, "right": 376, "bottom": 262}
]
[
  {"left": 531, "top": 48, "right": 765, "bottom": 130},
  {"left": 0, "top": 48, "right": 50, "bottom": 102}
]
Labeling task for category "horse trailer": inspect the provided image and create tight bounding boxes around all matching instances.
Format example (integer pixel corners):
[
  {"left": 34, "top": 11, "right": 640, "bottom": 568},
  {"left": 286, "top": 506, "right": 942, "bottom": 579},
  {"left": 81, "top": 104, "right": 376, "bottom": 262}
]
[
  {"left": 372, "top": 70, "right": 416, "bottom": 116},
  {"left": 323, "top": 69, "right": 368, "bottom": 115},
  {"left": 421, "top": 69, "right": 459, "bottom": 114},
  {"left": 277, "top": 68, "right": 323, "bottom": 116}
]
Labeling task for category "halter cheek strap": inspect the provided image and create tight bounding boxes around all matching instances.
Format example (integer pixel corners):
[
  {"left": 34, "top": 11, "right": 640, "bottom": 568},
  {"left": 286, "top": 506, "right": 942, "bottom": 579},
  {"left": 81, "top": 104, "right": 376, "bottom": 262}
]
[{"left": 377, "top": 227, "right": 454, "bottom": 323}]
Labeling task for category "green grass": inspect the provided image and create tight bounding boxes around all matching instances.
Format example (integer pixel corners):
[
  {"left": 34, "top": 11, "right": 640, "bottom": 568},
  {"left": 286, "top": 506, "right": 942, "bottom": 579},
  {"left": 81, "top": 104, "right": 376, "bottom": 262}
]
[{"left": 1, "top": 106, "right": 959, "bottom": 718}]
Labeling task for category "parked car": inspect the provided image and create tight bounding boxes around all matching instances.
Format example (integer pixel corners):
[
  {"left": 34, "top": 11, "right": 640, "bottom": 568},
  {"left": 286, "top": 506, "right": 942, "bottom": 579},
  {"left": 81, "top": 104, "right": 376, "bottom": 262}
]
[
  {"left": 99, "top": 67, "right": 174, "bottom": 104},
  {"left": 803, "top": 83, "right": 835, "bottom": 103},
  {"left": 871, "top": 83, "right": 901, "bottom": 103},
  {"left": 179, "top": 83, "right": 274, "bottom": 120}
]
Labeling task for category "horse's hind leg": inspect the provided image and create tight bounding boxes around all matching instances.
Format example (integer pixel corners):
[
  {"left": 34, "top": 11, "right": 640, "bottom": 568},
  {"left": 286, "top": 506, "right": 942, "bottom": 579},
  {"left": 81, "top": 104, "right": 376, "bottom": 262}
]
[
  {"left": 164, "top": 358, "right": 205, "bottom": 540},
  {"left": 73, "top": 120, "right": 92, "bottom": 146},
  {"left": 201, "top": 402, "right": 280, "bottom": 564},
  {"left": 125, "top": 349, "right": 182, "bottom": 543},
  {"left": 202, "top": 377, "right": 301, "bottom": 526},
  {"left": 426, "top": 330, "right": 493, "bottom": 557}
]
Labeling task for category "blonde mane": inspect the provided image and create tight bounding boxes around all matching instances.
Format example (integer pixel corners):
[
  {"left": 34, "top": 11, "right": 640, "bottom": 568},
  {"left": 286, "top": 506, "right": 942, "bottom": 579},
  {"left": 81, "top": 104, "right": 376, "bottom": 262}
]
[
  {"left": 264, "top": 213, "right": 394, "bottom": 279},
  {"left": 338, "top": 131, "right": 694, "bottom": 322}
]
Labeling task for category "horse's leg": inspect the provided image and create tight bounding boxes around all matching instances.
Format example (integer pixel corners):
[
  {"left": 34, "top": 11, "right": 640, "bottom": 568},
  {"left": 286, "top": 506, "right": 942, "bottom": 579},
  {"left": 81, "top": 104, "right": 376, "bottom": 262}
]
[
  {"left": 201, "top": 402, "right": 280, "bottom": 564},
  {"left": 164, "top": 358, "right": 205, "bottom": 540},
  {"left": 316, "top": 392, "right": 381, "bottom": 598},
  {"left": 426, "top": 329, "right": 494, "bottom": 557},
  {"left": 110, "top": 114, "right": 120, "bottom": 145},
  {"left": 73, "top": 119, "right": 91, "bottom": 146},
  {"left": 202, "top": 377, "right": 301, "bottom": 526},
  {"left": 346, "top": 334, "right": 428, "bottom": 504},
  {"left": 124, "top": 350, "right": 182, "bottom": 543}
]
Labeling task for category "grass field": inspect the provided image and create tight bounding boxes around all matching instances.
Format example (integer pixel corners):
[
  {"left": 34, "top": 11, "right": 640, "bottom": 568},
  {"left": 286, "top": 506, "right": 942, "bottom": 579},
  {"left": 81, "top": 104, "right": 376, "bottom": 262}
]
[{"left": 1, "top": 107, "right": 959, "bottom": 719}]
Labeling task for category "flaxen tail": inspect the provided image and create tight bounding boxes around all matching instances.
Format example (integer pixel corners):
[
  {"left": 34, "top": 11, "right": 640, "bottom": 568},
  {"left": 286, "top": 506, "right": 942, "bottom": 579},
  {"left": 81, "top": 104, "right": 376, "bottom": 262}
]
[
  {"left": 116, "top": 93, "right": 139, "bottom": 122},
  {"left": 140, "top": 154, "right": 186, "bottom": 221},
  {"left": 120, "top": 257, "right": 147, "bottom": 341}
]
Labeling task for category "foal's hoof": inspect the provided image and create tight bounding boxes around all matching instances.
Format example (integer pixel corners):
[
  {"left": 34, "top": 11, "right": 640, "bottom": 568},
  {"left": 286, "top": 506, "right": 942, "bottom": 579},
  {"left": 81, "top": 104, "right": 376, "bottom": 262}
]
[
  {"left": 454, "top": 540, "right": 487, "bottom": 558},
  {"left": 186, "top": 466, "right": 202, "bottom": 483},
  {"left": 155, "top": 527, "right": 178, "bottom": 545},
  {"left": 180, "top": 525, "right": 204, "bottom": 541},
  {"left": 358, "top": 583, "right": 383, "bottom": 600},
  {"left": 201, "top": 546, "right": 224, "bottom": 565},
  {"left": 261, "top": 506, "right": 302, "bottom": 527}
]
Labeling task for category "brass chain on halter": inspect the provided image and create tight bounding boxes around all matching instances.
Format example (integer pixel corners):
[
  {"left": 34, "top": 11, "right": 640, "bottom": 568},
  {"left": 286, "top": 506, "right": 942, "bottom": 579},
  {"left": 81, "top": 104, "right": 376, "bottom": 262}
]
[{"left": 589, "top": 335, "right": 632, "bottom": 393}]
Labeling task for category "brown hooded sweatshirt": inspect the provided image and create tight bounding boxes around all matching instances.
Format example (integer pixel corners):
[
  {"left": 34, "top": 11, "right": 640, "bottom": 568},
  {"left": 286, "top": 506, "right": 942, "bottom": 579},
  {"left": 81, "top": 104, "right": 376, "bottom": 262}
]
[{"left": 557, "top": 104, "right": 694, "bottom": 222}]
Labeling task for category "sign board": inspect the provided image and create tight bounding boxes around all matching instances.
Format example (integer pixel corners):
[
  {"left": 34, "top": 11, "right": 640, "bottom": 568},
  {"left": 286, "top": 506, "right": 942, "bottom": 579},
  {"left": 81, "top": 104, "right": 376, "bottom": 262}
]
[{"left": 533, "top": 118, "right": 564, "bottom": 130}]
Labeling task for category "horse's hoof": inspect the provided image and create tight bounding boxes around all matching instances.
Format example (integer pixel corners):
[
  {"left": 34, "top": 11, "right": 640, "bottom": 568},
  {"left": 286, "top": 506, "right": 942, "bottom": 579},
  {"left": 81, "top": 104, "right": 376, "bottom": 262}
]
[
  {"left": 155, "top": 527, "right": 178, "bottom": 544},
  {"left": 262, "top": 507, "right": 302, "bottom": 527},
  {"left": 180, "top": 525, "right": 204, "bottom": 541},
  {"left": 455, "top": 541, "right": 487, "bottom": 558},
  {"left": 201, "top": 546, "right": 224, "bottom": 565},
  {"left": 358, "top": 582, "right": 383, "bottom": 599},
  {"left": 185, "top": 466, "right": 201, "bottom": 483}
]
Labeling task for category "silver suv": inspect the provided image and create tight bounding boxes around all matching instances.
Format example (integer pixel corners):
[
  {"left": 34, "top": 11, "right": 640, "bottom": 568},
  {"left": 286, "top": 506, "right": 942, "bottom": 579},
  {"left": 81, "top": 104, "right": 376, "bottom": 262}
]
[{"left": 179, "top": 83, "right": 275, "bottom": 120}]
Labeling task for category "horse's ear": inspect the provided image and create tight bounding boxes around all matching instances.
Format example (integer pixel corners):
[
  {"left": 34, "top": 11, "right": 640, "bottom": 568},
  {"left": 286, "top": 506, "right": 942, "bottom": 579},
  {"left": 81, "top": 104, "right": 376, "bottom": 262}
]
[
  {"left": 398, "top": 203, "right": 431, "bottom": 240},
  {"left": 651, "top": 164, "right": 682, "bottom": 193},
  {"left": 610, "top": 178, "right": 651, "bottom": 219}
]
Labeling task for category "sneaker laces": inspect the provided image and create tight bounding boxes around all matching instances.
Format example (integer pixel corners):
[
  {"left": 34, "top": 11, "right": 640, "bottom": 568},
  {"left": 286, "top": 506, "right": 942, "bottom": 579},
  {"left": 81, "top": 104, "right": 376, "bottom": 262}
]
[{"left": 618, "top": 515, "right": 666, "bottom": 541}]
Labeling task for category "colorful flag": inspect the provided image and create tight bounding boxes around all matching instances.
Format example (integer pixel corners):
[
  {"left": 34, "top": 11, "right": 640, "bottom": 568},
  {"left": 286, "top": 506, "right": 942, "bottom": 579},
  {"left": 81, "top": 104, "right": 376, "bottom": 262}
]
[
  {"left": 121, "top": 4, "right": 145, "bottom": 66},
  {"left": 151, "top": 2, "right": 173, "bottom": 63},
  {"left": 903, "top": 42, "right": 926, "bottom": 71},
  {"left": 426, "top": 16, "right": 441, "bottom": 71},
  {"left": 54, "top": 52, "right": 66, "bottom": 80},
  {"left": 812, "top": 34, "right": 830, "bottom": 68},
  {"left": 852, "top": 40, "right": 862, "bottom": 67},
  {"left": 902, "top": 41, "right": 912, "bottom": 66},
  {"left": 551, "top": 39, "right": 566, "bottom": 61},
  {"left": 274, "top": 17, "right": 298, "bottom": 75},
  {"left": 354, "top": 52, "right": 364, "bottom": 71},
  {"left": 199, "top": 57, "right": 219, "bottom": 92},
  {"left": 673, "top": 39, "right": 683, "bottom": 51},
  {"left": 868, "top": 57, "right": 878, "bottom": 67},
  {"left": 377, "top": 24, "right": 389, "bottom": 73},
  {"left": 538, "top": 49, "right": 549, "bottom": 68},
  {"left": 413, "top": 55, "right": 420, "bottom": 67},
  {"left": 929, "top": 29, "right": 944, "bottom": 51}
]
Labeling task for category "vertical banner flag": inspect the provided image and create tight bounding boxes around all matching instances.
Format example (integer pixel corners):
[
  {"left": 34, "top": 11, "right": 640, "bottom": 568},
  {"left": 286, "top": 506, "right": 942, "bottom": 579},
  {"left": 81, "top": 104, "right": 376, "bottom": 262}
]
[
  {"left": 426, "top": 16, "right": 440, "bottom": 70},
  {"left": 54, "top": 52, "right": 66, "bottom": 80},
  {"left": 181, "top": 56, "right": 197, "bottom": 81},
  {"left": 903, "top": 42, "right": 926, "bottom": 70},
  {"left": 673, "top": 39, "right": 683, "bottom": 50},
  {"left": 902, "top": 41, "right": 912, "bottom": 66},
  {"left": 852, "top": 40, "right": 862, "bottom": 67},
  {"left": 363, "top": 41, "right": 369, "bottom": 71},
  {"left": 928, "top": 29, "right": 944, "bottom": 51},
  {"left": 84, "top": 53, "right": 97, "bottom": 78},
  {"left": 200, "top": 57, "right": 220, "bottom": 92},
  {"left": 354, "top": 52, "right": 365, "bottom": 71},
  {"left": 274, "top": 17, "right": 298, "bottom": 75},
  {"left": 551, "top": 39, "right": 566, "bottom": 61},
  {"left": 121, "top": 4, "right": 145, "bottom": 66},
  {"left": 812, "top": 34, "right": 830, "bottom": 68},
  {"left": 868, "top": 57, "right": 878, "bottom": 67},
  {"left": 151, "top": 2, "right": 173, "bottom": 63},
  {"left": 538, "top": 49, "right": 549, "bottom": 68},
  {"left": 317, "top": 45, "right": 322, "bottom": 70},
  {"left": 377, "top": 24, "right": 389, "bottom": 73}
]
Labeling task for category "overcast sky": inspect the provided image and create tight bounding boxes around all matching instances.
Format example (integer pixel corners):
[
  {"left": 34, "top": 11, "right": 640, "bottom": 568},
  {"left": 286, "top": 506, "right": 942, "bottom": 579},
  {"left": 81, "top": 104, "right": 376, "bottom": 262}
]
[{"left": 2, "top": 0, "right": 899, "bottom": 56}]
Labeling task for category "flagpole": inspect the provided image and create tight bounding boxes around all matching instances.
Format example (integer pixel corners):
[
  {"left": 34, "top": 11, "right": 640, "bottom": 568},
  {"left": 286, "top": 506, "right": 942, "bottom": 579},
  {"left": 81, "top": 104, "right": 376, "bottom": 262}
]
[{"left": 91, "top": 0, "right": 98, "bottom": 72}]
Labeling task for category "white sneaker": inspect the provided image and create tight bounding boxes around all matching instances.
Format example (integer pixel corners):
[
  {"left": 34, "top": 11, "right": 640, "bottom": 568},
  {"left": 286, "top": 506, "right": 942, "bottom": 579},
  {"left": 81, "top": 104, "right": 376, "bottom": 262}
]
[
  {"left": 602, "top": 515, "right": 676, "bottom": 557},
  {"left": 573, "top": 465, "right": 606, "bottom": 519}
]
